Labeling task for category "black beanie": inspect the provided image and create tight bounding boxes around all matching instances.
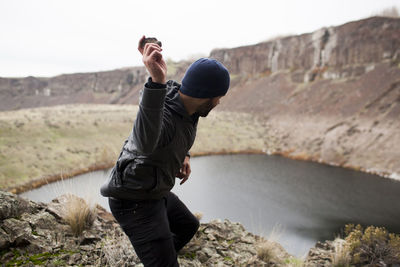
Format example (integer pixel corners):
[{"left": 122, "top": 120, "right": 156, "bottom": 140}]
[{"left": 180, "top": 58, "right": 230, "bottom": 98}]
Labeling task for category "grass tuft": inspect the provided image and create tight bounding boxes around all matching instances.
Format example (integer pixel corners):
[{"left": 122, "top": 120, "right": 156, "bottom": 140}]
[
  {"left": 330, "top": 237, "right": 351, "bottom": 267},
  {"left": 256, "top": 240, "right": 278, "bottom": 263},
  {"left": 62, "top": 194, "right": 96, "bottom": 236},
  {"left": 193, "top": 212, "right": 203, "bottom": 221}
]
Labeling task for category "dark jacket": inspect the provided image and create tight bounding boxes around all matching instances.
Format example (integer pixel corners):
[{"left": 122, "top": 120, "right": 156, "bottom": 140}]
[{"left": 100, "top": 79, "right": 199, "bottom": 200}]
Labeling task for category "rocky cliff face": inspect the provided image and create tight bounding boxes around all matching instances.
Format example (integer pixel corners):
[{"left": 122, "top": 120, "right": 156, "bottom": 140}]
[
  {"left": 211, "top": 16, "right": 400, "bottom": 178},
  {"left": 0, "top": 16, "right": 399, "bottom": 178},
  {"left": 0, "top": 67, "right": 146, "bottom": 111},
  {"left": 2, "top": 17, "right": 398, "bottom": 112},
  {"left": 0, "top": 60, "right": 191, "bottom": 111},
  {"left": 211, "top": 16, "right": 399, "bottom": 79}
]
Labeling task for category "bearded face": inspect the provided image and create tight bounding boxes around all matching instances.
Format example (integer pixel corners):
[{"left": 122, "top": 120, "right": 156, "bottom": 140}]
[{"left": 196, "top": 96, "right": 222, "bottom": 117}]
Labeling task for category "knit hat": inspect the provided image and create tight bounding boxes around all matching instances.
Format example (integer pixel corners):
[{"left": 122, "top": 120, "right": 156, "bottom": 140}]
[{"left": 180, "top": 58, "right": 230, "bottom": 98}]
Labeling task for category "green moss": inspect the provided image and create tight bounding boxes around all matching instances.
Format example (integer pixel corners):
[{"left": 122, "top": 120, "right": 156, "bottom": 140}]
[
  {"left": 4, "top": 249, "right": 77, "bottom": 266},
  {"left": 284, "top": 257, "right": 304, "bottom": 266},
  {"left": 182, "top": 252, "right": 196, "bottom": 259},
  {"left": 227, "top": 239, "right": 235, "bottom": 245},
  {"left": 223, "top": 256, "right": 233, "bottom": 262},
  {"left": 52, "top": 259, "right": 66, "bottom": 266}
]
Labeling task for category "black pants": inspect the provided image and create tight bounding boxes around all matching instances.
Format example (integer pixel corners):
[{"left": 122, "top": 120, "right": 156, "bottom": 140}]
[{"left": 108, "top": 192, "right": 199, "bottom": 267}]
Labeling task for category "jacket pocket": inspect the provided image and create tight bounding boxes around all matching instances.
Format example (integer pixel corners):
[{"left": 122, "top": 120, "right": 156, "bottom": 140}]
[
  {"left": 122, "top": 160, "right": 157, "bottom": 192},
  {"left": 100, "top": 166, "right": 120, "bottom": 197}
]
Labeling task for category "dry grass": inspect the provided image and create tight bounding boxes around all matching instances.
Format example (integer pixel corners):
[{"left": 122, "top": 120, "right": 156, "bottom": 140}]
[
  {"left": 330, "top": 238, "right": 351, "bottom": 267},
  {"left": 257, "top": 240, "right": 278, "bottom": 263},
  {"left": 192, "top": 109, "right": 266, "bottom": 154},
  {"left": 0, "top": 104, "right": 134, "bottom": 190},
  {"left": 62, "top": 193, "right": 97, "bottom": 236},
  {"left": 256, "top": 224, "right": 305, "bottom": 266},
  {"left": 193, "top": 211, "right": 203, "bottom": 221},
  {"left": 256, "top": 224, "right": 286, "bottom": 264},
  {"left": 0, "top": 104, "right": 268, "bottom": 191}
]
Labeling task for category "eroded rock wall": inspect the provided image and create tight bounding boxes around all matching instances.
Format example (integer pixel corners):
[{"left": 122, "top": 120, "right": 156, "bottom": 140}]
[
  {"left": 211, "top": 17, "right": 400, "bottom": 80},
  {"left": 209, "top": 17, "right": 400, "bottom": 178}
]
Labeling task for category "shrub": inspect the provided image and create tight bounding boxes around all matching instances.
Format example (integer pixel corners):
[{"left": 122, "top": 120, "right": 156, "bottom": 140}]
[{"left": 344, "top": 224, "right": 400, "bottom": 266}]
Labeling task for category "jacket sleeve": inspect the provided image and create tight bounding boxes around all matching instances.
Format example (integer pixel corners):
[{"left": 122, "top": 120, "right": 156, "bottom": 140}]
[{"left": 132, "top": 79, "right": 167, "bottom": 154}]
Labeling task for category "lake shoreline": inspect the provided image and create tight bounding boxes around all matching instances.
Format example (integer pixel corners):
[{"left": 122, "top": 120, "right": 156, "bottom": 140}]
[{"left": 10, "top": 148, "right": 399, "bottom": 195}]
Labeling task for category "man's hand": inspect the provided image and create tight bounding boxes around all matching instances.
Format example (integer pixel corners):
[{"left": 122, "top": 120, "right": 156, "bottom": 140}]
[
  {"left": 176, "top": 156, "right": 191, "bottom": 185},
  {"left": 138, "top": 35, "right": 167, "bottom": 84}
]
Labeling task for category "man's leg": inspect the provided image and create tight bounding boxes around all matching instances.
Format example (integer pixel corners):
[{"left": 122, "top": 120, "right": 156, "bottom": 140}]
[
  {"left": 133, "top": 238, "right": 178, "bottom": 267},
  {"left": 108, "top": 197, "right": 179, "bottom": 267},
  {"left": 165, "top": 192, "right": 200, "bottom": 252}
]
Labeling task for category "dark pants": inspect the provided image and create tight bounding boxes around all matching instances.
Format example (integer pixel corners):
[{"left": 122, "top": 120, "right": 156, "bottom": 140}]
[{"left": 108, "top": 192, "right": 199, "bottom": 267}]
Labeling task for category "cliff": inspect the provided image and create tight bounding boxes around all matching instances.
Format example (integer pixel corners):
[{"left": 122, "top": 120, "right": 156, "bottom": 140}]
[
  {"left": 0, "top": 16, "right": 399, "bottom": 179},
  {"left": 0, "top": 61, "right": 190, "bottom": 111},
  {"left": 1, "top": 17, "right": 398, "bottom": 112},
  {"left": 211, "top": 16, "right": 400, "bottom": 178}
]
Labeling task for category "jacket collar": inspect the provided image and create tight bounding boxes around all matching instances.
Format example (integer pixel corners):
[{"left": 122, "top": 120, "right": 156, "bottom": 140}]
[{"left": 166, "top": 80, "right": 199, "bottom": 123}]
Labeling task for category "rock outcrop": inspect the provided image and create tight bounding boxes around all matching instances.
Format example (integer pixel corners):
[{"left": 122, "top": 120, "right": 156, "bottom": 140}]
[
  {"left": 0, "top": 190, "right": 297, "bottom": 266},
  {"left": 0, "top": 61, "right": 192, "bottom": 111},
  {"left": 211, "top": 16, "right": 400, "bottom": 178},
  {"left": 0, "top": 67, "right": 147, "bottom": 111},
  {"left": 211, "top": 17, "right": 399, "bottom": 78}
]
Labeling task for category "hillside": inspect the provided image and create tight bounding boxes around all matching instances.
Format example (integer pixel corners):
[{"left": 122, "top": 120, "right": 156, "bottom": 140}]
[
  {"left": 0, "top": 105, "right": 265, "bottom": 192},
  {"left": 212, "top": 16, "right": 400, "bottom": 178},
  {"left": 0, "top": 16, "right": 399, "bottom": 180}
]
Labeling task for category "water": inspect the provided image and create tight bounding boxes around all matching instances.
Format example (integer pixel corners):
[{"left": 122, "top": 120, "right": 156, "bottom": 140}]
[{"left": 19, "top": 154, "right": 400, "bottom": 257}]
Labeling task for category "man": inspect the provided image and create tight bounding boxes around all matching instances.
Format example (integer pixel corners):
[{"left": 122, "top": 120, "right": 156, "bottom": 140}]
[{"left": 100, "top": 36, "right": 230, "bottom": 266}]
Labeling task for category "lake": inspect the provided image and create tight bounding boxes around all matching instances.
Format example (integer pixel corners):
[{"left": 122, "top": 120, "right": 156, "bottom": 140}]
[{"left": 19, "top": 154, "right": 400, "bottom": 257}]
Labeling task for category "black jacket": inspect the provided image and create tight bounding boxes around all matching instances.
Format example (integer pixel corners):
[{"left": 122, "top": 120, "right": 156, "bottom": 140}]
[{"left": 100, "top": 79, "right": 199, "bottom": 200}]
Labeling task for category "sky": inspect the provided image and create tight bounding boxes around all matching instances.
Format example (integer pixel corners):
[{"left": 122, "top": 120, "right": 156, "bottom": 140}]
[{"left": 1, "top": 0, "right": 399, "bottom": 77}]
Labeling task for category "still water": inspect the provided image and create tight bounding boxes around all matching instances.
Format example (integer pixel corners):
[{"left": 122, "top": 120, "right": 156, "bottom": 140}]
[{"left": 20, "top": 154, "right": 400, "bottom": 257}]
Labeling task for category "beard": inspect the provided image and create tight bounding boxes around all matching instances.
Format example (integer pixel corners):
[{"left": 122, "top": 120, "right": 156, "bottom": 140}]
[{"left": 196, "top": 99, "right": 215, "bottom": 117}]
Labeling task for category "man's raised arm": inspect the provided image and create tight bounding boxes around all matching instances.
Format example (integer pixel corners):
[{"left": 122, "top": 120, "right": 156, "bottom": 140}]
[{"left": 132, "top": 36, "right": 168, "bottom": 154}]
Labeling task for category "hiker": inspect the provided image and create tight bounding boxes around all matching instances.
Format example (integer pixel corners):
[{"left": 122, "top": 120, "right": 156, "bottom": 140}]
[{"left": 100, "top": 35, "right": 230, "bottom": 266}]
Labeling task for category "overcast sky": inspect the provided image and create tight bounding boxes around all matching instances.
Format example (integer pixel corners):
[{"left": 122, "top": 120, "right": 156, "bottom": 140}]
[{"left": 1, "top": 0, "right": 399, "bottom": 77}]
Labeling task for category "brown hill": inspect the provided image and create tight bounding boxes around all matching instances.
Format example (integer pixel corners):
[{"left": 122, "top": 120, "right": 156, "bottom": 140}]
[
  {"left": 212, "top": 16, "right": 400, "bottom": 178},
  {"left": 0, "top": 61, "right": 191, "bottom": 111},
  {"left": 0, "top": 16, "right": 399, "bottom": 178}
]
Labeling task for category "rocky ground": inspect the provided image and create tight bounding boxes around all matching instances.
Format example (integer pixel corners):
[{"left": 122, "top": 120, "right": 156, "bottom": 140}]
[{"left": 0, "top": 190, "right": 341, "bottom": 266}]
